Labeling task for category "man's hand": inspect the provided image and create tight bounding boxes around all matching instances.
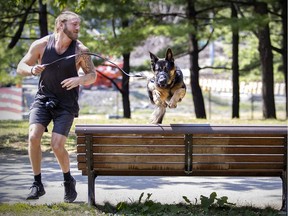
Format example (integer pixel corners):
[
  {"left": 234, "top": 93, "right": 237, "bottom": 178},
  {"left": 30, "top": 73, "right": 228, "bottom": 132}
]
[
  {"left": 61, "top": 77, "right": 80, "bottom": 90},
  {"left": 31, "top": 65, "right": 46, "bottom": 76}
]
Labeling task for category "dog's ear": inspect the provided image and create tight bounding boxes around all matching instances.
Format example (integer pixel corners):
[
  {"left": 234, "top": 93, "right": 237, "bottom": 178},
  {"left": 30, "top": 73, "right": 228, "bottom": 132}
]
[
  {"left": 149, "top": 52, "right": 159, "bottom": 64},
  {"left": 150, "top": 52, "right": 159, "bottom": 72},
  {"left": 165, "top": 48, "right": 174, "bottom": 62}
]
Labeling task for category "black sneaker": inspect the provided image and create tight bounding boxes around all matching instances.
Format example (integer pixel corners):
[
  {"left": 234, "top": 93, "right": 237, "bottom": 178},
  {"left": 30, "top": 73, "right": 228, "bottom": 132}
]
[
  {"left": 64, "top": 177, "right": 77, "bottom": 203},
  {"left": 26, "top": 181, "right": 46, "bottom": 200}
]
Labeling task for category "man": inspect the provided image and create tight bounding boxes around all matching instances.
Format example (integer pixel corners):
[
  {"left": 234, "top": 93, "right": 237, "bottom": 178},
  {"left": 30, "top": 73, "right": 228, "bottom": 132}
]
[{"left": 17, "top": 11, "right": 96, "bottom": 203}]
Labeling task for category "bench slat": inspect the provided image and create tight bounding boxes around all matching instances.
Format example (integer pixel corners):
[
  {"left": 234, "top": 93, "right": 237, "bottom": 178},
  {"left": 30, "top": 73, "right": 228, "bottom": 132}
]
[
  {"left": 77, "top": 154, "right": 283, "bottom": 163},
  {"left": 77, "top": 137, "right": 184, "bottom": 145},
  {"left": 192, "top": 138, "right": 284, "bottom": 145},
  {"left": 77, "top": 136, "right": 285, "bottom": 146},
  {"left": 79, "top": 169, "right": 283, "bottom": 177},
  {"left": 77, "top": 145, "right": 284, "bottom": 154},
  {"left": 78, "top": 162, "right": 283, "bottom": 171}
]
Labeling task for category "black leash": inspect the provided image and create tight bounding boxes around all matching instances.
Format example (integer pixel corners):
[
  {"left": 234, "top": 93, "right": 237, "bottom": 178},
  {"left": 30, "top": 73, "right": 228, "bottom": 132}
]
[{"left": 42, "top": 52, "right": 144, "bottom": 78}]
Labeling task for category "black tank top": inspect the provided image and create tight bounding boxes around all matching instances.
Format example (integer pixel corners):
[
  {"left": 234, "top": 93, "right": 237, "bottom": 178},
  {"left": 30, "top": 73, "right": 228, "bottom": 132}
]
[{"left": 33, "top": 34, "right": 79, "bottom": 116}]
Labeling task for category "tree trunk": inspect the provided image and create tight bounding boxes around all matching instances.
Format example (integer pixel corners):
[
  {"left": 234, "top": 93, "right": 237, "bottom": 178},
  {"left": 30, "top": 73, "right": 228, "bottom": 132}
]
[
  {"left": 231, "top": 3, "right": 240, "bottom": 118},
  {"left": 254, "top": 2, "right": 276, "bottom": 119},
  {"left": 280, "top": 0, "right": 287, "bottom": 118},
  {"left": 120, "top": 19, "right": 131, "bottom": 119},
  {"left": 186, "top": 0, "right": 206, "bottom": 119},
  {"left": 38, "top": 0, "right": 48, "bottom": 37},
  {"left": 122, "top": 52, "right": 131, "bottom": 118}
]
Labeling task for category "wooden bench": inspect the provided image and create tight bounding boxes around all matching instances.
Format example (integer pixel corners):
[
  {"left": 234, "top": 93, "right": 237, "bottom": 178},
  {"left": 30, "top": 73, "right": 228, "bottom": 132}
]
[{"left": 75, "top": 124, "right": 287, "bottom": 212}]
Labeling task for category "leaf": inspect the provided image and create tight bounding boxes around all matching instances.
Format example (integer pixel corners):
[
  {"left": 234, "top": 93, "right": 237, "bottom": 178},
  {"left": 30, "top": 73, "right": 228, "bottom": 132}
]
[
  {"left": 209, "top": 192, "right": 217, "bottom": 200},
  {"left": 146, "top": 193, "right": 152, "bottom": 201},
  {"left": 182, "top": 196, "right": 191, "bottom": 204},
  {"left": 200, "top": 195, "right": 214, "bottom": 209},
  {"left": 116, "top": 202, "right": 126, "bottom": 211},
  {"left": 138, "top": 192, "right": 144, "bottom": 204}
]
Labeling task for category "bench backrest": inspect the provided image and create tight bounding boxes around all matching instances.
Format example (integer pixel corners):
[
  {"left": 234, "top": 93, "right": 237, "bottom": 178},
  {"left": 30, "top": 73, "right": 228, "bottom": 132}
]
[{"left": 76, "top": 124, "right": 287, "bottom": 177}]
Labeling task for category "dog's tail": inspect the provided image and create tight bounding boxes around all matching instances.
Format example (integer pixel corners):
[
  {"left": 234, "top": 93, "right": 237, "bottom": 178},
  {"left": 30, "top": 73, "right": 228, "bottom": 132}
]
[{"left": 150, "top": 106, "right": 166, "bottom": 124}]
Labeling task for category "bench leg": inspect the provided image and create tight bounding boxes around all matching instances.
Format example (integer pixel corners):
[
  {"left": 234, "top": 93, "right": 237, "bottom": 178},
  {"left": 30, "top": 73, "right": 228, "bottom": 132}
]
[
  {"left": 88, "top": 171, "right": 97, "bottom": 206},
  {"left": 85, "top": 134, "right": 97, "bottom": 206},
  {"left": 280, "top": 170, "right": 287, "bottom": 212}
]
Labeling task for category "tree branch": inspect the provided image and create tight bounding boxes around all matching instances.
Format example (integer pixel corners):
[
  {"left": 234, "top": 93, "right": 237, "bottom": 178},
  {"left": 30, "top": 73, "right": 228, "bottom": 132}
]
[
  {"left": 237, "top": 4, "right": 258, "bottom": 38},
  {"left": 200, "top": 66, "right": 232, "bottom": 71},
  {"left": 8, "top": 0, "right": 37, "bottom": 49},
  {"left": 201, "top": 62, "right": 261, "bottom": 72},
  {"left": 133, "top": 12, "right": 186, "bottom": 19},
  {"left": 199, "top": 28, "right": 214, "bottom": 52},
  {"left": 271, "top": 45, "right": 283, "bottom": 54},
  {"left": 1, "top": 35, "right": 39, "bottom": 40}
]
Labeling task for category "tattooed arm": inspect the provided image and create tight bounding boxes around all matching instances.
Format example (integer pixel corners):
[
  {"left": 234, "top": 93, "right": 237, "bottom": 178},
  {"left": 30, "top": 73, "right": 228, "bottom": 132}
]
[{"left": 61, "top": 41, "right": 96, "bottom": 90}]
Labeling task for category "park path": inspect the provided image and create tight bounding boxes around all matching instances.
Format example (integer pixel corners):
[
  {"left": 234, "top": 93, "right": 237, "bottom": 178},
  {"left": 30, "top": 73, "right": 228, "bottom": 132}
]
[{"left": 0, "top": 152, "right": 282, "bottom": 209}]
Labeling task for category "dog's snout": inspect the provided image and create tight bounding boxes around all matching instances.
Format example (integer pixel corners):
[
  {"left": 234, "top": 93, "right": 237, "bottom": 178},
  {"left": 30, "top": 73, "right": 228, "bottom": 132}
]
[
  {"left": 159, "top": 76, "right": 166, "bottom": 84},
  {"left": 157, "top": 73, "right": 168, "bottom": 87}
]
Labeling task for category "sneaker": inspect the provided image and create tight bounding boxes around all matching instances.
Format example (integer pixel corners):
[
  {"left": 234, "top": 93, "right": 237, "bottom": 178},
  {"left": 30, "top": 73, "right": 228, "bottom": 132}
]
[
  {"left": 26, "top": 181, "right": 46, "bottom": 200},
  {"left": 64, "top": 177, "right": 77, "bottom": 203}
]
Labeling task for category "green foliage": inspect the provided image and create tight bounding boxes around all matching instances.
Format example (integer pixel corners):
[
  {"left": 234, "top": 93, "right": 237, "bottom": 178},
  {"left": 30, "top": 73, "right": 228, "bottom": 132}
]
[
  {"left": 1, "top": 0, "right": 286, "bottom": 84},
  {"left": 115, "top": 193, "right": 191, "bottom": 215},
  {"left": 0, "top": 201, "right": 280, "bottom": 216},
  {"left": 199, "top": 192, "right": 235, "bottom": 210},
  {"left": 0, "top": 71, "right": 22, "bottom": 87},
  {"left": 108, "top": 192, "right": 278, "bottom": 215},
  {"left": 50, "top": 0, "right": 88, "bottom": 12},
  {"left": 131, "top": 63, "right": 150, "bottom": 72},
  {"left": 183, "top": 192, "right": 236, "bottom": 212}
]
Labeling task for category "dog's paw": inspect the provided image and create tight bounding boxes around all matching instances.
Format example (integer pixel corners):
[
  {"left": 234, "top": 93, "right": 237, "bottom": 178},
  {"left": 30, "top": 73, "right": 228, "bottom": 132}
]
[
  {"left": 168, "top": 102, "right": 177, "bottom": 108},
  {"left": 168, "top": 99, "right": 178, "bottom": 108}
]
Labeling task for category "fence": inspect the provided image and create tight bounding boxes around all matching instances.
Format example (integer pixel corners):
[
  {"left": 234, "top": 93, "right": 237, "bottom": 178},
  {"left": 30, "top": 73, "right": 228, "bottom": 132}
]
[{"left": 199, "top": 79, "right": 285, "bottom": 95}]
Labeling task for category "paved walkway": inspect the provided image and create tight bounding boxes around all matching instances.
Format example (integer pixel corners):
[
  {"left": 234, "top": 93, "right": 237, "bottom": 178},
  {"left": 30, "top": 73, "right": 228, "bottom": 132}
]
[{"left": 0, "top": 152, "right": 282, "bottom": 209}]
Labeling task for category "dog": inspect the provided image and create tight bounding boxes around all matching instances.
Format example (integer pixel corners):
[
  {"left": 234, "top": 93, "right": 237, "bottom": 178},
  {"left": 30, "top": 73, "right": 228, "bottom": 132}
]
[{"left": 147, "top": 48, "right": 186, "bottom": 124}]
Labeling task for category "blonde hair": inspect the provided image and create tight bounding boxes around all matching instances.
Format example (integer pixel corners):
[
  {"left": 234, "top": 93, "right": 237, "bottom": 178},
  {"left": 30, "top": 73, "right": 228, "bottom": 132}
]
[{"left": 54, "top": 11, "right": 80, "bottom": 33}]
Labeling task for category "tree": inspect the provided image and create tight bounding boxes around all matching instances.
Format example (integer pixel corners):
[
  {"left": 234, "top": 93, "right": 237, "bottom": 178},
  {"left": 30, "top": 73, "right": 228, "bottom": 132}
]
[
  {"left": 186, "top": 0, "right": 206, "bottom": 118},
  {"left": 214, "top": 0, "right": 284, "bottom": 119},
  {"left": 269, "top": 0, "right": 287, "bottom": 118},
  {"left": 38, "top": 0, "right": 48, "bottom": 37},
  {"left": 280, "top": 0, "right": 287, "bottom": 118},
  {"left": 2, "top": 0, "right": 285, "bottom": 120},
  {"left": 254, "top": 1, "right": 276, "bottom": 118},
  {"left": 80, "top": 0, "right": 154, "bottom": 118},
  {"left": 0, "top": 0, "right": 39, "bottom": 86},
  {"left": 231, "top": 2, "right": 239, "bottom": 118}
]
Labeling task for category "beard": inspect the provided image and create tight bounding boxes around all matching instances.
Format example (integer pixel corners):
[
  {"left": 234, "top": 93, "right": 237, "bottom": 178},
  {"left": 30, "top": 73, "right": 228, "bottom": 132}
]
[{"left": 63, "top": 24, "right": 78, "bottom": 40}]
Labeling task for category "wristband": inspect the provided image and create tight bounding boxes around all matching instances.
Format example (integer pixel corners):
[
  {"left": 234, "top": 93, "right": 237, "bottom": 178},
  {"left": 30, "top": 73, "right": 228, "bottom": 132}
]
[{"left": 30, "top": 66, "right": 36, "bottom": 76}]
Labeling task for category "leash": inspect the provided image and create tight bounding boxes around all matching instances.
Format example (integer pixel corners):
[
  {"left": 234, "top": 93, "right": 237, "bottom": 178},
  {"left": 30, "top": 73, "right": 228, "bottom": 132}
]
[{"left": 42, "top": 52, "right": 144, "bottom": 78}]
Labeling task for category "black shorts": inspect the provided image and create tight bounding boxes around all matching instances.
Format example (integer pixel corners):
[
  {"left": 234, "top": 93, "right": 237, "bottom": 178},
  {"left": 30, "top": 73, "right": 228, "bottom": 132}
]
[{"left": 29, "top": 105, "right": 74, "bottom": 137}]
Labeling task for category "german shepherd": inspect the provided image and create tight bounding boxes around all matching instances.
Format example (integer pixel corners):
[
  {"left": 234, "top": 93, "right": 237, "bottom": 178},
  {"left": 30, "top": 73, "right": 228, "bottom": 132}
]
[{"left": 147, "top": 48, "right": 186, "bottom": 124}]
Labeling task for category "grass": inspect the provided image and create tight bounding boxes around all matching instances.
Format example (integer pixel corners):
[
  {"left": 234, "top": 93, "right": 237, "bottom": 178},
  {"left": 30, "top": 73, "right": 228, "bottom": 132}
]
[
  {"left": 0, "top": 196, "right": 282, "bottom": 216},
  {"left": 0, "top": 203, "right": 102, "bottom": 216},
  {"left": 0, "top": 117, "right": 286, "bottom": 215}
]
